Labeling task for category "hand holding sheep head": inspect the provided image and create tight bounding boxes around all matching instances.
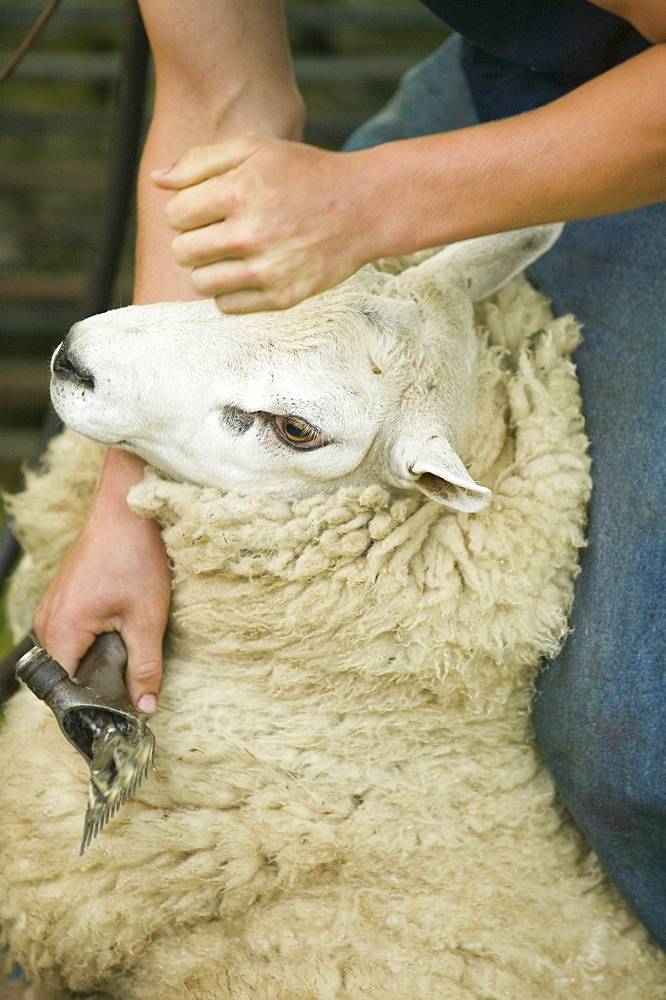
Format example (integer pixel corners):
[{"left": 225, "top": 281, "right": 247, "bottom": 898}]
[{"left": 51, "top": 225, "right": 561, "bottom": 512}]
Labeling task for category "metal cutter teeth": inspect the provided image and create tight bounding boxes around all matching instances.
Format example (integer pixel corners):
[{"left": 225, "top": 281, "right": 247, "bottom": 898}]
[
  {"left": 79, "top": 716, "right": 155, "bottom": 856},
  {"left": 11, "top": 633, "right": 156, "bottom": 855}
]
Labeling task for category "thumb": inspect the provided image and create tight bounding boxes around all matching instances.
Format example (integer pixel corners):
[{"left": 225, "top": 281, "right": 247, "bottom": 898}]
[
  {"left": 122, "top": 623, "right": 164, "bottom": 715},
  {"left": 151, "top": 135, "right": 264, "bottom": 190}
]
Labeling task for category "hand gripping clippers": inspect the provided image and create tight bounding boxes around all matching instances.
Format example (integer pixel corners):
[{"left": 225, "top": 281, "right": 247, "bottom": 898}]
[{"left": 8, "top": 632, "right": 155, "bottom": 854}]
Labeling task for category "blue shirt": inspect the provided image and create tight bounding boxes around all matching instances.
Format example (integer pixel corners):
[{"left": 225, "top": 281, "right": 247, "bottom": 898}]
[{"left": 420, "top": 0, "right": 649, "bottom": 120}]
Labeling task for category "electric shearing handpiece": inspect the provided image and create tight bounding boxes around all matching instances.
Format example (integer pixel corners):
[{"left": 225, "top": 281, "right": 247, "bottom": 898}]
[{"left": 4, "top": 632, "right": 155, "bottom": 855}]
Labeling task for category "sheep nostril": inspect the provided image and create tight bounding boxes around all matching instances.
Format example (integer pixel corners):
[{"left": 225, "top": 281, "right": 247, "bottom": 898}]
[{"left": 52, "top": 342, "right": 95, "bottom": 390}]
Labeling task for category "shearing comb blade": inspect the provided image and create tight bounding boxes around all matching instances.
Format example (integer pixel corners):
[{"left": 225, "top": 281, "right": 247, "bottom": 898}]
[
  {"left": 79, "top": 706, "right": 154, "bottom": 854},
  {"left": 14, "top": 632, "right": 155, "bottom": 855}
]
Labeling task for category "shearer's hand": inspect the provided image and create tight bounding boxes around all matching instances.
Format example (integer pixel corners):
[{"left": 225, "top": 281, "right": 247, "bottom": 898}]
[
  {"left": 32, "top": 449, "right": 171, "bottom": 714},
  {"left": 152, "top": 136, "right": 383, "bottom": 314}
]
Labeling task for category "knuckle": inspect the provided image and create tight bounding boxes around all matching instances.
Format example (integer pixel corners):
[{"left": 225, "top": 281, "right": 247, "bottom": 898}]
[
  {"left": 233, "top": 135, "right": 256, "bottom": 159},
  {"left": 171, "top": 232, "right": 196, "bottom": 265},
  {"left": 181, "top": 143, "right": 207, "bottom": 165},
  {"left": 241, "top": 259, "right": 262, "bottom": 284},
  {"left": 144, "top": 605, "right": 169, "bottom": 631},
  {"left": 132, "top": 600, "right": 169, "bottom": 633},
  {"left": 245, "top": 223, "right": 270, "bottom": 252},
  {"left": 255, "top": 258, "right": 281, "bottom": 285},
  {"left": 40, "top": 616, "right": 74, "bottom": 649},
  {"left": 211, "top": 177, "right": 237, "bottom": 213},
  {"left": 191, "top": 266, "right": 219, "bottom": 295},
  {"left": 129, "top": 659, "right": 162, "bottom": 686},
  {"left": 269, "top": 285, "right": 300, "bottom": 311},
  {"left": 164, "top": 194, "right": 184, "bottom": 228},
  {"left": 222, "top": 225, "right": 253, "bottom": 255}
]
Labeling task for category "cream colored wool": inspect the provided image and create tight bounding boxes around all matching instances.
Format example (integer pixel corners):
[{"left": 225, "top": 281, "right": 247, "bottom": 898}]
[{"left": 1, "top": 277, "right": 664, "bottom": 1000}]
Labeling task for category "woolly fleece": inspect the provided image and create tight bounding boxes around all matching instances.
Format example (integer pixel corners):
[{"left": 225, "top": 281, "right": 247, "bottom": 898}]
[{"left": 1, "top": 277, "right": 664, "bottom": 999}]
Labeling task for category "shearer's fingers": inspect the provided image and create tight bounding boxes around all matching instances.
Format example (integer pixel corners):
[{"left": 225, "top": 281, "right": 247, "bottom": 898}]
[
  {"left": 213, "top": 277, "right": 314, "bottom": 314},
  {"left": 33, "top": 618, "right": 99, "bottom": 679},
  {"left": 151, "top": 136, "right": 264, "bottom": 190},
  {"left": 189, "top": 258, "right": 271, "bottom": 297},
  {"left": 191, "top": 258, "right": 312, "bottom": 312},
  {"left": 171, "top": 221, "right": 254, "bottom": 267},
  {"left": 164, "top": 174, "right": 240, "bottom": 232},
  {"left": 215, "top": 289, "right": 299, "bottom": 314}
]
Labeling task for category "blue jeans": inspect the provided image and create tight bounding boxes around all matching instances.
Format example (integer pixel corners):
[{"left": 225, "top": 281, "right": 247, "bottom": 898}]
[{"left": 345, "top": 36, "right": 666, "bottom": 948}]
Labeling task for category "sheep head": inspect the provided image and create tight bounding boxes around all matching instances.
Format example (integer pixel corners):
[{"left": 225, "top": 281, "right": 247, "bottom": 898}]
[{"left": 51, "top": 225, "right": 561, "bottom": 511}]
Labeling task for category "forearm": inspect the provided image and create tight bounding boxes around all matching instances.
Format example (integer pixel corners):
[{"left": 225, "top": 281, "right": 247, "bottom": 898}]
[
  {"left": 35, "top": 3, "right": 311, "bottom": 698},
  {"left": 85, "top": 448, "right": 150, "bottom": 577},
  {"left": 112, "top": 5, "right": 307, "bottom": 505},
  {"left": 135, "top": 0, "right": 304, "bottom": 304},
  {"left": 92, "top": 447, "right": 148, "bottom": 503},
  {"left": 362, "top": 45, "right": 666, "bottom": 256}
]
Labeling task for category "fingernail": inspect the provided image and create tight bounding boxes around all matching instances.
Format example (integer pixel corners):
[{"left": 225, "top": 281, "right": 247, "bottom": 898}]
[{"left": 137, "top": 693, "right": 157, "bottom": 715}]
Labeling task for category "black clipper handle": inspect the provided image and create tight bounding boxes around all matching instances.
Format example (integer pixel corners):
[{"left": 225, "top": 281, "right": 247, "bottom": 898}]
[
  {"left": 12, "top": 633, "right": 136, "bottom": 764},
  {"left": 16, "top": 644, "right": 70, "bottom": 700}
]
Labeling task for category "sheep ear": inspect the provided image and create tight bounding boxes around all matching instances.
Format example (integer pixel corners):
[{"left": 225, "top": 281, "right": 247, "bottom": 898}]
[
  {"left": 403, "top": 224, "right": 563, "bottom": 301},
  {"left": 391, "top": 432, "right": 491, "bottom": 513}
]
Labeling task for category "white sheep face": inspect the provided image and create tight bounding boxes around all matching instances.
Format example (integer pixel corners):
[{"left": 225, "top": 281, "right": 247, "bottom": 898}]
[{"left": 50, "top": 225, "right": 561, "bottom": 511}]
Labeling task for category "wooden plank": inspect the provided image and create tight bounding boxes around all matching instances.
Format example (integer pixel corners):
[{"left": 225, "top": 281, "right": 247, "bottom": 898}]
[
  {"left": 0, "top": 430, "right": 39, "bottom": 463},
  {"left": 0, "top": 52, "right": 120, "bottom": 82},
  {"left": 0, "top": 161, "right": 106, "bottom": 191},
  {"left": 2, "top": 52, "right": 421, "bottom": 84},
  {"left": 0, "top": 2, "right": 444, "bottom": 32},
  {"left": 0, "top": 272, "right": 87, "bottom": 302},
  {"left": 0, "top": 109, "right": 113, "bottom": 135},
  {"left": 0, "top": 2, "right": 123, "bottom": 29},
  {"left": 0, "top": 303, "right": 86, "bottom": 339},
  {"left": 0, "top": 271, "right": 133, "bottom": 303},
  {"left": 0, "top": 359, "right": 52, "bottom": 410}
]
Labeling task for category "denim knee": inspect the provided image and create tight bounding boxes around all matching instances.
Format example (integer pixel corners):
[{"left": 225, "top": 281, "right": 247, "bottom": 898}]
[
  {"left": 534, "top": 652, "right": 666, "bottom": 837},
  {"left": 534, "top": 633, "right": 666, "bottom": 948}
]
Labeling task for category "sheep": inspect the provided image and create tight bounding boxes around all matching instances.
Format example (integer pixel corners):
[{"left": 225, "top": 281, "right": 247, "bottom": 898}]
[{"left": 1, "top": 227, "right": 665, "bottom": 1000}]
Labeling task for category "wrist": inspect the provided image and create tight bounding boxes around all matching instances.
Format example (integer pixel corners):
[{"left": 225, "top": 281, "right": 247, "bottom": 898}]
[
  {"left": 91, "top": 449, "right": 148, "bottom": 516},
  {"left": 347, "top": 130, "right": 544, "bottom": 258},
  {"left": 134, "top": 88, "right": 305, "bottom": 305},
  {"left": 336, "top": 146, "right": 422, "bottom": 265},
  {"left": 347, "top": 138, "right": 472, "bottom": 259},
  {"left": 150, "top": 78, "right": 305, "bottom": 148}
]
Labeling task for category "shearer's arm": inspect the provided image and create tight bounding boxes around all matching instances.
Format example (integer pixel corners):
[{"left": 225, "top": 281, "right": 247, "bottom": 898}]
[
  {"left": 153, "top": 1, "right": 666, "bottom": 313},
  {"left": 33, "top": 0, "right": 303, "bottom": 713}
]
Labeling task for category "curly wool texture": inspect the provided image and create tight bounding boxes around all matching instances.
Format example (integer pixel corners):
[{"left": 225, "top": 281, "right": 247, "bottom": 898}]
[{"left": 1, "top": 277, "right": 664, "bottom": 1000}]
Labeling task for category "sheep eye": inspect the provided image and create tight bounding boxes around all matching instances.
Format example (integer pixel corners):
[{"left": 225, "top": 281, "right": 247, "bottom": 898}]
[{"left": 273, "top": 415, "right": 325, "bottom": 450}]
